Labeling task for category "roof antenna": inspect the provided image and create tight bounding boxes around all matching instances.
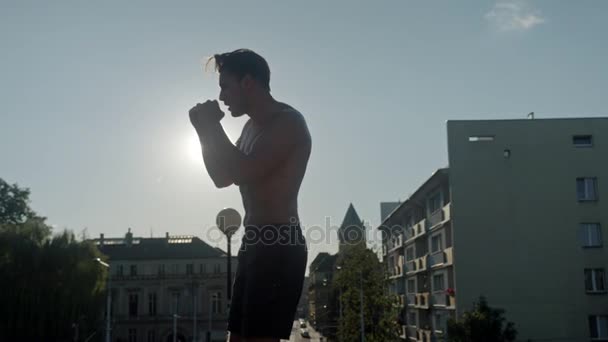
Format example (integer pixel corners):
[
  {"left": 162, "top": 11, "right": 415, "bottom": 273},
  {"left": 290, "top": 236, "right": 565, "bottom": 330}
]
[{"left": 527, "top": 112, "right": 535, "bottom": 119}]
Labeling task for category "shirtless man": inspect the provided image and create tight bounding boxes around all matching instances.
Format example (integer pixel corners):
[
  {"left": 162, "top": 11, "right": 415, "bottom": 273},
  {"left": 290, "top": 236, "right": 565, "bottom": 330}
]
[{"left": 189, "top": 49, "right": 311, "bottom": 342}]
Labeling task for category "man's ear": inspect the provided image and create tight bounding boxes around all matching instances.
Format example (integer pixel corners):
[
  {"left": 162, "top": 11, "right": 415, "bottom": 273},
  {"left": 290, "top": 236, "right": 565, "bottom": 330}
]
[{"left": 240, "top": 74, "right": 254, "bottom": 90}]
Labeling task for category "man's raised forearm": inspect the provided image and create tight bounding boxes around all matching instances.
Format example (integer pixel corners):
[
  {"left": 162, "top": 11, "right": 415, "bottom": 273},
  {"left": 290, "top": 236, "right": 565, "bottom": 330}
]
[{"left": 198, "top": 122, "right": 246, "bottom": 183}]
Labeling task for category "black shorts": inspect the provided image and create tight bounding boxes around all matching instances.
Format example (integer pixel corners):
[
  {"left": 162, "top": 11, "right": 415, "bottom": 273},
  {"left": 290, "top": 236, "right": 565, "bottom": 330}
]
[{"left": 228, "top": 224, "right": 307, "bottom": 339}]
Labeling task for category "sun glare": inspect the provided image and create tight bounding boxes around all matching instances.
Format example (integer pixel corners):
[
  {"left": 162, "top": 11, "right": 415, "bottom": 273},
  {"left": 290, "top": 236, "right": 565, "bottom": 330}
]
[{"left": 185, "top": 133, "right": 202, "bottom": 164}]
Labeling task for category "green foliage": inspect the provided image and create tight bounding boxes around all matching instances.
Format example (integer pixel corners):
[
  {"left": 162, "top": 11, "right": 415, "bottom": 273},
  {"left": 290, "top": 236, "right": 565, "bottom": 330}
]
[
  {"left": 334, "top": 244, "right": 400, "bottom": 342},
  {"left": 447, "top": 296, "right": 518, "bottom": 342},
  {"left": 0, "top": 178, "right": 39, "bottom": 224},
  {"left": 0, "top": 178, "right": 107, "bottom": 341}
]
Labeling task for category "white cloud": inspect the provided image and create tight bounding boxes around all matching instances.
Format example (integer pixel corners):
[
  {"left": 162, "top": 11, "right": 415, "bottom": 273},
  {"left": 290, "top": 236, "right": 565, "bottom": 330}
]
[{"left": 485, "top": 1, "right": 546, "bottom": 31}]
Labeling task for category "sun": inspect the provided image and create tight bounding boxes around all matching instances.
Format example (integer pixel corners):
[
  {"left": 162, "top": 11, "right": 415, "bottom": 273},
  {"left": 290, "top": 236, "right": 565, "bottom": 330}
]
[{"left": 185, "top": 132, "right": 203, "bottom": 164}]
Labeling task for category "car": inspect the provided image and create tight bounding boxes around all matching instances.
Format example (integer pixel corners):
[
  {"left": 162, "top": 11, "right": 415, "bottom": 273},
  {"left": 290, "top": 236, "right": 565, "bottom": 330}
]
[
  {"left": 299, "top": 319, "right": 307, "bottom": 328},
  {"left": 300, "top": 328, "right": 310, "bottom": 338}
]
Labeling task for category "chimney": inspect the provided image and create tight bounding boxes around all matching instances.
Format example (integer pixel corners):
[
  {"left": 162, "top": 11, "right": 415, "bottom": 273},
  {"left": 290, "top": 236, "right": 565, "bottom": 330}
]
[
  {"left": 99, "top": 233, "right": 105, "bottom": 246},
  {"left": 125, "top": 228, "right": 133, "bottom": 246},
  {"left": 166, "top": 232, "right": 170, "bottom": 239}
]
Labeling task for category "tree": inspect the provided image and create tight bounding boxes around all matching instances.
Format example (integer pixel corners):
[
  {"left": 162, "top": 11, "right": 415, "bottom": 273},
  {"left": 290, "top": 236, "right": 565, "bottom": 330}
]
[
  {"left": 0, "top": 178, "right": 39, "bottom": 224},
  {"left": 447, "top": 296, "right": 518, "bottom": 342},
  {"left": 334, "top": 244, "right": 400, "bottom": 342},
  {"left": 0, "top": 178, "right": 107, "bottom": 341}
]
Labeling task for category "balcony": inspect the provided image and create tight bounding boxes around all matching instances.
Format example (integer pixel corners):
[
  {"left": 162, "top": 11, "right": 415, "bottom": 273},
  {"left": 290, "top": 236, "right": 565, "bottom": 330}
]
[
  {"left": 428, "top": 204, "right": 451, "bottom": 231},
  {"left": 415, "top": 256, "right": 428, "bottom": 274},
  {"left": 389, "top": 234, "right": 404, "bottom": 253},
  {"left": 414, "top": 292, "right": 430, "bottom": 309},
  {"left": 406, "top": 256, "right": 427, "bottom": 275},
  {"left": 429, "top": 252, "right": 445, "bottom": 268},
  {"left": 389, "top": 264, "right": 404, "bottom": 279},
  {"left": 432, "top": 293, "right": 447, "bottom": 306},
  {"left": 447, "top": 295, "right": 456, "bottom": 309},
  {"left": 429, "top": 247, "right": 454, "bottom": 268},
  {"left": 405, "top": 220, "right": 427, "bottom": 243},
  {"left": 445, "top": 247, "right": 453, "bottom": 265},
  {"left": 400, "top": 325, "right": 407, "bottom": 340},
  {"left": 416, "top": 328, "right": 432, "bottom": 342},
  {"left": 406, "top": 326, "right": 417, "bottom": 341}
]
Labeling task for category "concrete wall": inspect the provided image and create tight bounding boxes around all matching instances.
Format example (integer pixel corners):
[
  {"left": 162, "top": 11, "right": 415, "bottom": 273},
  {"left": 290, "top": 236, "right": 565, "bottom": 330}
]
[{"left": 448, "top": 118, "right": 608, "bottom": 341}]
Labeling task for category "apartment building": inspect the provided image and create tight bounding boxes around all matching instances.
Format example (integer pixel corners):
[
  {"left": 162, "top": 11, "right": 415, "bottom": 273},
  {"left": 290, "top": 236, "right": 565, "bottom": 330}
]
[
  {"left": 380, "top": 118, "right": 608, "bottom": 341},
  {"left": 93, "top": 229, "right": 237, "bottom": 342}
]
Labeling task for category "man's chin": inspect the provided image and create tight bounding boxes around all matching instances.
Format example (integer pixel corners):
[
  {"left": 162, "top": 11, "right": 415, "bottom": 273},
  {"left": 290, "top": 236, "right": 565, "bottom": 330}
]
[{"left": 230, "top": 110, "right": 245, "bottom": 117}]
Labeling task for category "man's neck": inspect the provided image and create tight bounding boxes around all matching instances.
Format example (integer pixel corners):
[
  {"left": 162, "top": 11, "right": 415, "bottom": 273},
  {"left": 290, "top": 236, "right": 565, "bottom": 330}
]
[{"left": 247, "top": 93, "right": 280, "bottom": 124}]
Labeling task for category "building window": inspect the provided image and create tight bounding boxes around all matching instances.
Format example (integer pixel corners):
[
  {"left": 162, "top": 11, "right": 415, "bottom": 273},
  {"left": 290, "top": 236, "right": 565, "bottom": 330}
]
[
  {"left": 589, "top": 316, "right": 608, "bottom": 339},
  {"left": 128, "top": 328, "right": 137, "bottom": 342},
  {"left": 171, "top": 292, "right": 180, "bottom": 314},
  {"left": 158, "top": 264, "right": 165, "bottom": 275},
  {"left": 130, "top": 265, "right": 137, "bottom": 276},
  {"left": 200, "top": 263, "right": 207, "bottom": 274},
  {"left": 434, "top": 313, "right": 444, "bottom": 332},
  {"left": 212, "top": 292, "right": 222, "bottom": 314},
  {"left": 408, "top": 311, "right": 417, "bottom": 327},
  {"left": 580, "top": 223, "right": 602, "bottom": 247},
  {"left": 128, "top": 293, "right": 139, "bottom": 317},
  {"left": 117, "top": 265, "right": 124, "bottom": 276},
  {"left": 407, "top": 279, "right": 416, "bottom": 294},
  {"left": 432, "top": 274, "right": 445, "bottom": 292},
  {"left": 431, "top": 234, "right": 443, "bottom": 254},
  {"left": 577, "top": 177, "right": 598, "bottom": 201},
  {"left": 147, "top": 330, "right": 155, "bottom": 342},
  {"left": 214, "top": 264, "right": 221, "bottom": 274},
  {"left": 585, "top": 269, "right": 606, "bottom": 293},
  {"left": 406, "top": 247, "right": 415, "bottom": 261},
  {"left": 573, "top": 135, "right": 593, "bottom": 147},
  {"left": 428, "top": 192, "right": 442, "bottom": 214},
  {"left": 148, "top": 292, "right": 157, "bottom": 316},
  {"left": 186, "top": 264, "right": 193, "bottom": 275},
  {"left": 171, "top": 264, "right": 179, "bottom": 274}
]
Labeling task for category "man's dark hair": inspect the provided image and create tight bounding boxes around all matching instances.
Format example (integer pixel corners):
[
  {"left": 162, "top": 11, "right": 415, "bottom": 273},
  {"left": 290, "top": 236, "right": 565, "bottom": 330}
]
[{"left": 209, "top": 49, "right": 271, "bottom": 91}]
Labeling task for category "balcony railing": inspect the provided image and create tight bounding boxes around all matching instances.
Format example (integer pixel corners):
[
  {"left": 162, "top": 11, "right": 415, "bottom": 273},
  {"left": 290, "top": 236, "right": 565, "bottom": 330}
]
[
  {"left": 445, "top": 247, "right": 453, "bottom": 265},
  {"left": 406, "top": 326, "right": 417, "bottom": 340},
  {"left": 430, "top": 247, "right": 454, "bottom": 268},
  {"left": 428, "top": 203, "right": 451, "bottom": 230},
  {"left": 448, "top": 295, "right": 456, "bottom": 308},
  {"left": 415, "top": 256, "right": 427, "bottom": 273},
  {"left": 432, "top": 293, "right": 447, "bottom": 306},
  {"left": 390, "top": 265, "right": 404, "bottom": 279},
  {"left": 416, "top": 328, "right": 432, "bottom": 342},
  {"left": 429, "top": 251, "right": 445, "bottom": 267},
  {"left": 406, "top": 220, "right": 427, "bottom": 243}
]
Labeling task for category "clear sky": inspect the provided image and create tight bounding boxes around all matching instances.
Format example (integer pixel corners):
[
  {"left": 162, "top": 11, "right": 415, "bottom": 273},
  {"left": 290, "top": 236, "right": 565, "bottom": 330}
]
[{"left": 2, "top": 1, "right": 607, "bottom": 269}]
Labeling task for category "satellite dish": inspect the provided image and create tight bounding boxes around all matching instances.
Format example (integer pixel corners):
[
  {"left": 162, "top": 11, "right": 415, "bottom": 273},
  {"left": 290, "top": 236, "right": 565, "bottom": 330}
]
[{"left": 216, "top": 208, "right": 242, "bottom": 236}]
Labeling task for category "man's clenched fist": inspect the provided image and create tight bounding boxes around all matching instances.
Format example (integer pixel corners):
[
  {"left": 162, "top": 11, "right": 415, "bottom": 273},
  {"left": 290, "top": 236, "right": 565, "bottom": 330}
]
[{"left": 189, "top": 100, "right": 225, "bottom": 133}]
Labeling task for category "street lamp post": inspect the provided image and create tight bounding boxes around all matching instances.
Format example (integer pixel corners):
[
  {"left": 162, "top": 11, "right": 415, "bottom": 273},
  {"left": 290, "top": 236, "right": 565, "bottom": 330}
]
[
  {"left": 94, "top": 258, "right": 111, "bottom": 342},
  {"left": 207, "top": 293, "right": 217, "bottom": 342},
  {"left": 215, "top": 208, "right": 242, "bottom": 302},
  {"left": 359, "top": 270, "right": 365, "bottom": 342}
]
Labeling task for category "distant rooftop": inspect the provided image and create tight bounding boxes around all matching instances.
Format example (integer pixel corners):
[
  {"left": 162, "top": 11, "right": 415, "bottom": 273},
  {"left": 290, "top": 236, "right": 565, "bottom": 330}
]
[{"left": 92, "top": 229, "right": 225, "bottom": 261}]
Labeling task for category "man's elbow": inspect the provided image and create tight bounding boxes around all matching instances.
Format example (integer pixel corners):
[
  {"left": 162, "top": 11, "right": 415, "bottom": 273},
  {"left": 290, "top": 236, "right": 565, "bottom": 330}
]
[{"left": 212, "top": 178, "right": 233, "bottom": 189}]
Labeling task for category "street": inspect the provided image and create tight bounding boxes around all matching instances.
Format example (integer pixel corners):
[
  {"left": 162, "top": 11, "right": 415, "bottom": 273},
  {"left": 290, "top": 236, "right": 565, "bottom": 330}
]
[{"left": 283, "top": 320, "right": 325, "bottom": 342}]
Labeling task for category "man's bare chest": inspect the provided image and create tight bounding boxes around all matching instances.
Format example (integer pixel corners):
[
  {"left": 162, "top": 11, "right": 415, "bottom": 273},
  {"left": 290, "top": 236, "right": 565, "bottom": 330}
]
[{"left": 238, "top": 123, "right": 266, "bottom": 155}]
